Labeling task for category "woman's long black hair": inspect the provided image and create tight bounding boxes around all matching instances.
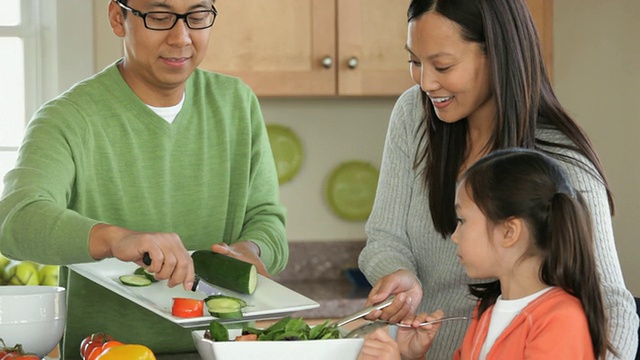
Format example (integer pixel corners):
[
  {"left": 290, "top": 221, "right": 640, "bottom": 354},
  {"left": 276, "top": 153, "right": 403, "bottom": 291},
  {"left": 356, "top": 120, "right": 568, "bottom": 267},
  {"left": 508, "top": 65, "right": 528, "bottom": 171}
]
[
  {"left": 461, "top": 149, "right": 615, "bottom": 359},
  {"left": 408, "top": 0, "right": 614, "bottom": 237}
]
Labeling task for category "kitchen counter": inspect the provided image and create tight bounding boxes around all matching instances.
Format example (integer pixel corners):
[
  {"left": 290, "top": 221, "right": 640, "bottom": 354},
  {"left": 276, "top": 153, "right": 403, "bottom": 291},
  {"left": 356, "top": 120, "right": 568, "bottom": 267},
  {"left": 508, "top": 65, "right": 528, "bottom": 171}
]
[
  {"left": 157, "top": 354, "right": 201, "bottom": 360},
  {"left": 49, "top": 241, "right": 370, "bottom": 360},
  {"left": 272, "top": 240, "right": 370, "bottom": 318},
  {"left": 156, "top": 240, "right": 371, "bottom": 360}
]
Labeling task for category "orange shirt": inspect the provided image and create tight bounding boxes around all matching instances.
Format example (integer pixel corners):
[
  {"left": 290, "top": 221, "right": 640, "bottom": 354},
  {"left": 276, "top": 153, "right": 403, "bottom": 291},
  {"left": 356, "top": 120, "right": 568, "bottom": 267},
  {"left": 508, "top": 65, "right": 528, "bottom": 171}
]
[{"left": 454, "top": 287, "right": 595, "bottom": 360}]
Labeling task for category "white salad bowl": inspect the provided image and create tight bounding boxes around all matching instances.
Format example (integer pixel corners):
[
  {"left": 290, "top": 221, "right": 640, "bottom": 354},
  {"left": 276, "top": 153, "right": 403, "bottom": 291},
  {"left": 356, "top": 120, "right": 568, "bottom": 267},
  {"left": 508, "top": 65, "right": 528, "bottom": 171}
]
[
  {"left": 0, "top": 286, "right": 67, "bottom": 357},
  {"left": 192, "top": 329, "right": 364, "bottom": 360}
]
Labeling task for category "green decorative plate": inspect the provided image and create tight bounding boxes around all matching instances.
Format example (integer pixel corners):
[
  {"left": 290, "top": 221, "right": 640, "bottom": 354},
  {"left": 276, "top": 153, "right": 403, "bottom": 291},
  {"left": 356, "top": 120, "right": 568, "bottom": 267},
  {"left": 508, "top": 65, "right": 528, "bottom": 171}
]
[
  {"left": 266, "top": 124, "right": 303, "bottom": 184},
  {"left": 325, "top": 161, "right": 379, "bottom": 221}
]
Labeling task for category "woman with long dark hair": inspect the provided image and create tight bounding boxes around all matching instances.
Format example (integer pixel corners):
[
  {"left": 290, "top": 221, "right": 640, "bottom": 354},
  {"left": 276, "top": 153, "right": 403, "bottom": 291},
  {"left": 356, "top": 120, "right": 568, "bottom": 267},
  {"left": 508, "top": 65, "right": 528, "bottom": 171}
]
[{"left": 358, "top": 0, "right": 637, "bottom": 358}]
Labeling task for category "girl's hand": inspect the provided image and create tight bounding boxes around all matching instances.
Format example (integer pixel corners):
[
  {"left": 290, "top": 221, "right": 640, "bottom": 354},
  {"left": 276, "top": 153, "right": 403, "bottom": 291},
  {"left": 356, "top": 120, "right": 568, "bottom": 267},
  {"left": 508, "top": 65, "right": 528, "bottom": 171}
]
[
  {"left": 365, "top": 269, "right": 423, "bottom": 323},
  {"left": 357, "top": 328, "right": 401, "bottom": 360},
  {"left": 396, "top": 309, "right": 445, "bottom": 359}
]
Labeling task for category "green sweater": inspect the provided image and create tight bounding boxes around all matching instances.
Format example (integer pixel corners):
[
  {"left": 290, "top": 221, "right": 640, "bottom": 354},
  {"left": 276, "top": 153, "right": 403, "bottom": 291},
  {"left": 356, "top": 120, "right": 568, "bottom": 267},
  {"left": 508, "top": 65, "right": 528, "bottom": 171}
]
[{"left": 0, "top": 62, "right": 288, "bottom": 357}]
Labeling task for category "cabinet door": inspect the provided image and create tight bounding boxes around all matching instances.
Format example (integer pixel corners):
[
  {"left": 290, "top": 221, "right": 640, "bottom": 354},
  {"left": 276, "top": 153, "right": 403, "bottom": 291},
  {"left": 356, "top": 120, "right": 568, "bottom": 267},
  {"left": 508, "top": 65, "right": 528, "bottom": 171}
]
[
  {"left": 526, "top": 0, "right": 553, "bottom": 78},
  {"left": 337, "top": 0, "right": 414, "bottom": 96},
  {"left": 201, "top": 0, "right": 336, "bottom": 96}
]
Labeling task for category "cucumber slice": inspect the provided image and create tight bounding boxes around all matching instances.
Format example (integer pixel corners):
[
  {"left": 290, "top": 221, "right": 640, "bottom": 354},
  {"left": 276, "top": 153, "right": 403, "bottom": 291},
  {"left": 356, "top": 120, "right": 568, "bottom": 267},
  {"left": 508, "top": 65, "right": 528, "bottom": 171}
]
[
  {"left": 119, "top": 274, "right": 152, "bottom": 287},
  {"left": 191, "top": 250, "right": 258, "bottom": 294},
  {"left": 208, "top": 320, "right": 229, "bottom": 341},
  {"left": 206, "top": 295, "right": 247, "bottom": 319},
  {"left": 134, "top": 267, "right": 158, "bottom": 282}
]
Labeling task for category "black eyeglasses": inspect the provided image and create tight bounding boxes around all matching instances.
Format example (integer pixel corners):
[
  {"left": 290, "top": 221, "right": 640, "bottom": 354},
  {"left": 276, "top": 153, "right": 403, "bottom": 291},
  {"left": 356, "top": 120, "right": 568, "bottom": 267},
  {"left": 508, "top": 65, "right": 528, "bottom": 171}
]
[{"left": 113, "top": 0, "right": 217, "bottom": 31}]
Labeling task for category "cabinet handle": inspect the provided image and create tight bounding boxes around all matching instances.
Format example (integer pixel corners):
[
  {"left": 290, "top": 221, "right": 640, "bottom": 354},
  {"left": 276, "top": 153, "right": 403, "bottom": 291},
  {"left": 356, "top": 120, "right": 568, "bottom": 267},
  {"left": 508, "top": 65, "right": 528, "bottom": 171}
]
[
  {"left": 322, "top": 56, "right": 333, "bottom": 69},
  {"left": 347, "top": 56, "right": 359, "bottom": 69}
]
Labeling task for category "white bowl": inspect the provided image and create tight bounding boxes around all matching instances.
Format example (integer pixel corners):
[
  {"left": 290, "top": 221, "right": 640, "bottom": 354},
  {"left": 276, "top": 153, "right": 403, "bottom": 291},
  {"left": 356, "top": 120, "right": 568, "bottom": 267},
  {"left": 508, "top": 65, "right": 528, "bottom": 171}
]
[
  {"left": 0, "top": 286, "right": 66, "bottom": 357},
  {"left": 192, "top": 329, "right": 364, "bottom": 360}
]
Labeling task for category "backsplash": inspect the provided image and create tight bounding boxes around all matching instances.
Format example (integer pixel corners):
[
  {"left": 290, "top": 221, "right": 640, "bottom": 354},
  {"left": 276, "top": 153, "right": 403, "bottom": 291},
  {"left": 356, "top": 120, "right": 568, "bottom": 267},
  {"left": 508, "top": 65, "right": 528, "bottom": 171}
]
[
  {"left": 274, "top": 240, "right": 367, "bottom": 282},
  {"left": 274, "top": 240, "right": 371, "bottom": 318}
]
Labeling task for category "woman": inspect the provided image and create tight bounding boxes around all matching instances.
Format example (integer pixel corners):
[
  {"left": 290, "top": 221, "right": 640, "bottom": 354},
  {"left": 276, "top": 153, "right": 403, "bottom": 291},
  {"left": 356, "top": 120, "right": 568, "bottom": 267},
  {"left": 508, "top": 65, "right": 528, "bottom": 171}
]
[{"left": 358, "top": 0, "right": 638, "bottom": 358}]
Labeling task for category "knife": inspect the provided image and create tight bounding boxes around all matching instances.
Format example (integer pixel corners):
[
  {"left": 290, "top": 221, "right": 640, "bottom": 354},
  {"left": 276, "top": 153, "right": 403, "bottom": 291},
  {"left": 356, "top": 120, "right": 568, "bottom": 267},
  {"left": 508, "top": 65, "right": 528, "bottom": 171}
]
[
  {"left": 142, "top": 252, "right": 222, "bottom": 296},
  {"left": 190, "top": 275, "right": 223, "bottom": 296}
]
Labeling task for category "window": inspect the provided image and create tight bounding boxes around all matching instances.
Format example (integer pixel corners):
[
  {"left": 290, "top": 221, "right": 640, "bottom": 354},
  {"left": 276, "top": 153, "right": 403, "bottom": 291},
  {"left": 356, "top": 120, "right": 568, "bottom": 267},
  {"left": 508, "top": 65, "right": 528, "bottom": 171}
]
[
  {"left": 0, "top": 0, "right": 39, "bottom": 194},
  {"left": 0, "top": 1, "right": 94, "bottom": 194}
]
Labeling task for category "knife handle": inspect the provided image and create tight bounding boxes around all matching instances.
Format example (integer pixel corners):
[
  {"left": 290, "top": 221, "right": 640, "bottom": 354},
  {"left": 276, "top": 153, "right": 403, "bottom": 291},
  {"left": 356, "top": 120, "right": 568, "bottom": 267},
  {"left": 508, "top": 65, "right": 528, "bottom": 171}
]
[
  {"left": 143, "top": 252, "right": 200, "bottom": 292},
  {"left": 190, "top": 275, "right": 201, "bottom": 292},
  {"left": 143, "top": 252, "right": 152, "bottom": 266}
]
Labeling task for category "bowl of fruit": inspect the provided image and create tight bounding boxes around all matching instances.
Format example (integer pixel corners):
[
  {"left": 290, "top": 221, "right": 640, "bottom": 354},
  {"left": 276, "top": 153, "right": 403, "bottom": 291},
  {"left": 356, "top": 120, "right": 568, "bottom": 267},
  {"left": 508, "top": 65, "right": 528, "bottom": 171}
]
[{"left": 0, "top": 285, "right": 67, "bottom": 357}]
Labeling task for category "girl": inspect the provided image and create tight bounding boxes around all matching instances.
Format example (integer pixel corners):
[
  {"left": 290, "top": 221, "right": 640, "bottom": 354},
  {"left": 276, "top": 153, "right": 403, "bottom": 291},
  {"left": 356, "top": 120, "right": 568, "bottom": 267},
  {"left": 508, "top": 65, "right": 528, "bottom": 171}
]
[
  {"left": 358, "top": 0, "right": 638, "bottom": 357},
  {"left": 358, "top": 149, "right": 616, "bottom": 359}
]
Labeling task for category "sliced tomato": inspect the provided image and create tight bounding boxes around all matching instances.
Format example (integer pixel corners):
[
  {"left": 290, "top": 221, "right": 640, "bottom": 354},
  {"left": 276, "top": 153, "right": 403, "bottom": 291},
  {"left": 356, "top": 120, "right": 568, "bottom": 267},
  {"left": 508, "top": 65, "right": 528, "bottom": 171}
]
[
  {"left": 235, "top": 333, "right": 258, "bottom": 341},
  {"left": 172, "top": 297, "right": 205, "bottom": 318}
]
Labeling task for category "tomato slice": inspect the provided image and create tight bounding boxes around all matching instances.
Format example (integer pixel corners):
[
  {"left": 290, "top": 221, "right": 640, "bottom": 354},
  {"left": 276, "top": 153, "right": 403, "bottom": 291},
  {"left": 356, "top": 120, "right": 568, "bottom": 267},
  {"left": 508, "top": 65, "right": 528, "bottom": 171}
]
[{"left": 171, "top": 297, "right": 204, "bottom": 318}]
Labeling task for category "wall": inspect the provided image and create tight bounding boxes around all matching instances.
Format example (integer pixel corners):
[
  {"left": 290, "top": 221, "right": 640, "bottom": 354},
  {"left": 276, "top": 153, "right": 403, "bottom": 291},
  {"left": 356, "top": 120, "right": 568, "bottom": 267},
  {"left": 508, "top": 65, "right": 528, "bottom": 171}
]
[
  {"left": 91, "top": 0, "right": 640, "bottom": 294},
  {"left": 553, "top": 0, "right": 640, "bottom": 295}
]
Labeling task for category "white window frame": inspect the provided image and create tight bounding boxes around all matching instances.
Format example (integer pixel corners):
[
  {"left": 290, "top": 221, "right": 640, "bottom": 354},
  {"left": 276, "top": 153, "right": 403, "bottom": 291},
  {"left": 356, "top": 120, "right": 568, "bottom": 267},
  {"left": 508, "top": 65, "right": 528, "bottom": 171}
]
[{"left": 0, "top": 0, "right": 94, "bottom": 193}]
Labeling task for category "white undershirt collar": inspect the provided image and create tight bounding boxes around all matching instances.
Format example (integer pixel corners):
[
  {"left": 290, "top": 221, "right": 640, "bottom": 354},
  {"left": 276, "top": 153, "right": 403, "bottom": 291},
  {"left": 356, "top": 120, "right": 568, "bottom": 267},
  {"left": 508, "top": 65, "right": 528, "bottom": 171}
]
[{"left": 146, "top": 92, "right": 186, "bottom": 124}]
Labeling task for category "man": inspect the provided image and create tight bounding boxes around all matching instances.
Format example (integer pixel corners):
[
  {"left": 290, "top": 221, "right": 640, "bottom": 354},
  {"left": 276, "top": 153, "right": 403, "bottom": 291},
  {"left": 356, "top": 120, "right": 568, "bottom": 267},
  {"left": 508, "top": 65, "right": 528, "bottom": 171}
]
[{"left": 0, "top": 0, "right": 288, "bottom": 357}]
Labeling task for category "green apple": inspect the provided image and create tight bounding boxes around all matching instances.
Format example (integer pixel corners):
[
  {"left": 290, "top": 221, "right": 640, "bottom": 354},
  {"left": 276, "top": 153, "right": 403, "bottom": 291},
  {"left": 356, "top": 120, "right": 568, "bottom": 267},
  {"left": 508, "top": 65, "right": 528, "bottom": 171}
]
[
  {"left": 7, "top": 261, "right": 40, "bottom": 285},
  {"left": 0, "top": 253, "right": 10, "bottom": 269},
  {"left": 39, "top": 264, "right": 60, "bottom": 286},
  {"left": 1, "top": 263, "right": 15, "bottom": 283}
]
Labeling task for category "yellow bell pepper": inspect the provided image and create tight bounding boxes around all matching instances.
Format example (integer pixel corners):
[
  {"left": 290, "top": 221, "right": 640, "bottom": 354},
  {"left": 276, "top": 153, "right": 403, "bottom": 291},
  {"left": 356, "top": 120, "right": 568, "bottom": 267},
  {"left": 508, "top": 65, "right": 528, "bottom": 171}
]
[{"left": 95, "top": 344, "right": 156, "bottom": 360}]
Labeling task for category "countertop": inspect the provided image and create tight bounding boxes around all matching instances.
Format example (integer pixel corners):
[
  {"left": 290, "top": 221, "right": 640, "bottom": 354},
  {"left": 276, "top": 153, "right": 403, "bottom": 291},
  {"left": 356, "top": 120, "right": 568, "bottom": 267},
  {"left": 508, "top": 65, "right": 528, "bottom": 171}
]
[
  {"left": 48, "top": 240, "right": 370, "bottom": 359},
  {"left": 158, "top": 240, "right": 372, "bottom": 359},
  {"left": 272, "top": 240, "right": 370, "bottom": 318}
]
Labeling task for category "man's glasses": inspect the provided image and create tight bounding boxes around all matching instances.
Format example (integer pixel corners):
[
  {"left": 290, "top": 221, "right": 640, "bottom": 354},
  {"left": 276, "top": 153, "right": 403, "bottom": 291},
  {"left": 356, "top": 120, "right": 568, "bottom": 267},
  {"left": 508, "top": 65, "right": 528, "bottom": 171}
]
[{"left": 113, "top": 0, "right": 217, "bottom": 31}]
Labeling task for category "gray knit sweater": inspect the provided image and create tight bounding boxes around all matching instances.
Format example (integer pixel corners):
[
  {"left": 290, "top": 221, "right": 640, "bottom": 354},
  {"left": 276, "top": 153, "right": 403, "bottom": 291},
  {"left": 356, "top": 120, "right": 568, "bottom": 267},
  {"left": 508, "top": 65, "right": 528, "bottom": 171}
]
[{"left": 359, "top": 85, "right": 638, "bottom": 359}]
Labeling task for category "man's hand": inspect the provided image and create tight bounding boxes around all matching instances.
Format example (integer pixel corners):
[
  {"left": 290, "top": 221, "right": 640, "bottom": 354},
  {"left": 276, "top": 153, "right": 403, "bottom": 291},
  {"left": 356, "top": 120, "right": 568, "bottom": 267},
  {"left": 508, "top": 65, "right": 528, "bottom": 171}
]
[
  {"left": 211, "top": 241, "right": 270, "bottom": 277},
  {"left": 89, "top": 223, "right": 195, "bottom": 291}
]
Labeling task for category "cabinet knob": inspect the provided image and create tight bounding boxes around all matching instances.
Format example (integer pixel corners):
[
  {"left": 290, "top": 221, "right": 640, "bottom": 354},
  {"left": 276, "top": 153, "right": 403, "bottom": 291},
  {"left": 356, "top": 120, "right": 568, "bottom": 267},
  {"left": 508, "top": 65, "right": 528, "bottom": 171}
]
[
  {"left": 322, "top": 56, "right": 333, "bottom": 69},
  {"left": 347, "top": 56, "right": 359, "bottom": 69}
]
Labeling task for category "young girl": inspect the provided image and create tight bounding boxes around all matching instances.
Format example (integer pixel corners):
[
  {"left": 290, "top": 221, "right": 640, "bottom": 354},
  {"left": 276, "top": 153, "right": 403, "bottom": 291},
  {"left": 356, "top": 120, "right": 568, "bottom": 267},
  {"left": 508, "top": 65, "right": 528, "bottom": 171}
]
[{"left": 357, "top": 149, "right": 616, "bottom": 360}]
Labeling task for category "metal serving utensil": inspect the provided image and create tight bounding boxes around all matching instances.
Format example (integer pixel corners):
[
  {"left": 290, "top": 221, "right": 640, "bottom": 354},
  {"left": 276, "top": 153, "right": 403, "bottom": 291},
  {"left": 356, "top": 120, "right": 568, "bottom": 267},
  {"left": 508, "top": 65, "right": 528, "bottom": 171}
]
[
  {"left": 330, "top": 295, "right": 396, "bottom": 328},
  {"left": 344, "top": 315, "right": 470, "bottom": 339},
  {"left": 375, "top": 315, "right": 470, "bottom": 328}
]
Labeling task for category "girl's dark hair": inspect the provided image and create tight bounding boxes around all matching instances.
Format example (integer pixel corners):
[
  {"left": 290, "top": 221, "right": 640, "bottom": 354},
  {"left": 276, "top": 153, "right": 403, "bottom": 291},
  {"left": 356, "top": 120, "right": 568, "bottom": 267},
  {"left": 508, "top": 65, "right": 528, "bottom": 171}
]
[
  {"left": 407, "top": 0, "right": 614, "bottom": 237},
  {"left": 461, "top": 148, "right": 615, "bottom": 359}
]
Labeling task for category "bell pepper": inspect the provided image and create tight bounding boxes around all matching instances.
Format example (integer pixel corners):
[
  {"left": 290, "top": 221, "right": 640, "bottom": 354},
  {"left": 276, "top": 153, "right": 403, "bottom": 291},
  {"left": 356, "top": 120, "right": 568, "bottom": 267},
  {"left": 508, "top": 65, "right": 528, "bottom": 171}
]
[{"left": 95, "top": 344, "right": 156, "bottom": 360}]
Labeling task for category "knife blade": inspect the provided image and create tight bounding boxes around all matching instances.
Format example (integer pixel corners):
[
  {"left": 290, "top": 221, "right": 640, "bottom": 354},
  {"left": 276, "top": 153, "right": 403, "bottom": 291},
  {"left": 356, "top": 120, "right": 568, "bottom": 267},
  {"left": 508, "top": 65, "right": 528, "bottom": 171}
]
[
  {"left": 142, "top": 252, "right": 222, "bottom": 296},
  {"left": 191, "top": 275, "right": 223, "bottom": 297}
]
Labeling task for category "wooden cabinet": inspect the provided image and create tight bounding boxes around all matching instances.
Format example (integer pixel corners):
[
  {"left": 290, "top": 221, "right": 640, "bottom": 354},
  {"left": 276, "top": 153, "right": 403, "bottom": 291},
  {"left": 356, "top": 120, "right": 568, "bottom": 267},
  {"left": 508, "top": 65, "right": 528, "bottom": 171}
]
[
  {"left": 526, "top": 0, "right": 554, "bottom": 79},
  {"left": 201, "top": 0, "right": 413, "bottom": 97},
  {"left": 201, "top": 0, "right": 552, "bottom": 97}
]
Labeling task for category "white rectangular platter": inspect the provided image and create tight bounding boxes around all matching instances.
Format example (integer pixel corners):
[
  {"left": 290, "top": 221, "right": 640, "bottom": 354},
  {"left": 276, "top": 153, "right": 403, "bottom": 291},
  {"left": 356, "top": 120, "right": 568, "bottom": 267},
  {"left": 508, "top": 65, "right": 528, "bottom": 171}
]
[{"left": 69, "top": 257, "right": 319, "bottom": 328}]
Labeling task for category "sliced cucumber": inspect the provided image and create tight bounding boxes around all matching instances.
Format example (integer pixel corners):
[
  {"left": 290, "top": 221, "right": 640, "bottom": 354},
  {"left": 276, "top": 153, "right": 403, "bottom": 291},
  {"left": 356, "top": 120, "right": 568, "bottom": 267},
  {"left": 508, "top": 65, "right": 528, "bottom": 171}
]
[
  {"left": 134, "top": 267, "right": 158, "bottom": 283},
  {"left": 205, "top": 295, "right": 247, "bottom": 319},
  {"left": 119, "top": 274, "right": 152, "bottom": 287},
  {"left": 191, "top": 250, "right": 258, "bottom": 294}
]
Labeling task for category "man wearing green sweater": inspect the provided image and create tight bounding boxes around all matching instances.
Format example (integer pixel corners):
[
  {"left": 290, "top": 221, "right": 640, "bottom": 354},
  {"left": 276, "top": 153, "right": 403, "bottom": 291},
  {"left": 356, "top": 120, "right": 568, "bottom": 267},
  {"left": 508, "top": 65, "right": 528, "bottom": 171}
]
[{"left": 0, "top": 0, "right": 288, "bottom": 357}]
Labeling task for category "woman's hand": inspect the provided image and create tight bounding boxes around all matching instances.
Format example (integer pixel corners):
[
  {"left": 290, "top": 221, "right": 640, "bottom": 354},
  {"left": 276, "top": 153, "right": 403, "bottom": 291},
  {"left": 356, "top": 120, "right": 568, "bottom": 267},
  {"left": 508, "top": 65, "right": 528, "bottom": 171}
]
[
  {"left": 365, "top": 269, "right": 423, "bottom": 323},
  {"left": 396, "top": 309, "right": 445, "bottom": 359},
  {"left": 211, "top": 241, "right": 270, "bottom": 277},
  {"left": 357, "top": 328, "right": 401, "bottom": 360}
]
